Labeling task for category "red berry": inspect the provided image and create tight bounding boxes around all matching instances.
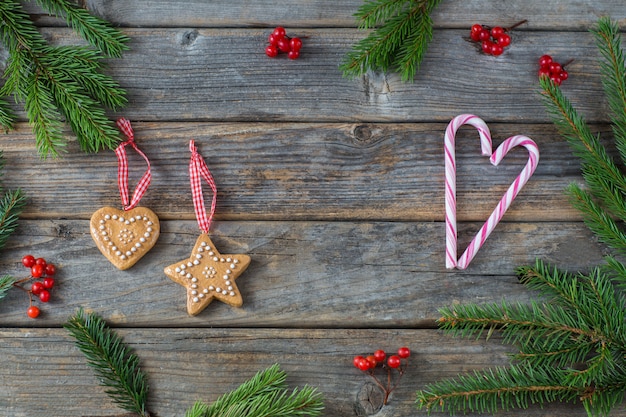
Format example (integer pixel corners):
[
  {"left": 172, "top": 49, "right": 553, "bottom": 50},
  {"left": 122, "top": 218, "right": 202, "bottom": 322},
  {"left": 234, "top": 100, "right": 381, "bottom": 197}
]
[
  {"left": 272, "top": 27, "right": 286, "bottom": 39},
  {"left": 287, "top": 50, "right": 300, "bottom": 60},
  {"left": 43, "top": 277, "right": 55, "bottom": 289},
  {"left": 387, "top": 355, "right": 401, "bottom": 368},
  {"left": 398, "top": 346, "right": 411, "bottom": 359},
  {"left": 559, "top": 70, "right": 569, "bottom": 81},
  {"left": 27, "top": 306, "right": 40, "bottom": 318},
  {"left": 538, "top": 54, "right": 553, "bottom": 68},
  {"left": 45, "top": 263, "right": 56, "bottom": 276},
  {"left": 289, "top": 37, "right": 302, "bottom": 52},
  {"left": 478, "top": 29, "right": 490, "bottom": 42},
  {"left": 35, "top": 258, "right": 47, "bottom": 268},
  {"left": 265, "top": 45, "right": 278, "bottom": 58},
  {"left": 268, "top": 33, "right": 280, "bottom": 46},
  {"left": 471, "top": 24, "right": 483, "bottom": 34},
  {"left": 39, "top": 290, "right": 50, "bottom": 303},
  {"left": 549, "top": 62, "right": 562, "bottom": 74},
  {"left": 357, "top": 358, "right": 371, "bottom": 371},
  {"left": 497, "top": 33, "right": 511, "bottom": 47},
  {"left": 373, "top": 349, "right": 386, "bottom": 362},
  {"left": 550, "top": 74, "right": 562, "bottom": 85},
  {"left": 31, "top": 264, "right": 44, "bottom": 278},
  {"left": 481, "top": 40, "right": 494, "bottom": 54},
  {"left": 353, "top": 355, "right": 365, "bottom": 368},
  {"left": 277, "top": 36, "right": 291, "bottom": 53},
  {"left": 22, "top": 255, "right": 35, "bottom": 268},
  {"left": 491, "top": 43, "right": 504, "bottom": 56},
  {"left": 366, "top": 355, "right": 377, "bottom": 369},
  {"left": 490, "top": 26, "right": 505, "bottom": 37},
  {"left": 31, "top": 281, "right": 44, "bottom": 295},
  {"left": 538, "top": 68, "right": 551, "bottom": 78}
]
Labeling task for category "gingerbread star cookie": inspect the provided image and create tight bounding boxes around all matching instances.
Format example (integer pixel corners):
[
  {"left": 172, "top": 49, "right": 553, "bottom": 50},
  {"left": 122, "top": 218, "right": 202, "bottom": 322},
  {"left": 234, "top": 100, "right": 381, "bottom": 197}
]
[{"left": 164, "top": 234, "right": 251, "bottom": 315}]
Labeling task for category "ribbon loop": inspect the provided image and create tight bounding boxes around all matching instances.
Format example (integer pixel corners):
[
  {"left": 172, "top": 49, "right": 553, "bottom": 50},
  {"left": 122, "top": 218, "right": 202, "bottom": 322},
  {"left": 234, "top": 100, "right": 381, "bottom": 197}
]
[
  {"left": 189, "top": 140, "right": 217, "bottom": 233},
  {"left": 115, "top": 118, "right": 152, "bottom": 211}
]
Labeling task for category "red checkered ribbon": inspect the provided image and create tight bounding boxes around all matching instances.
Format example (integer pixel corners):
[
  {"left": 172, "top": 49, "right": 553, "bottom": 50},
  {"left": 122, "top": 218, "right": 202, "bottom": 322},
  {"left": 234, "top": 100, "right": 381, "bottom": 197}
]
[
  {"left": 189, "top": 140, "right": 217, "bottom": 233},
  {"left": 115, "top": 118, "right": 152, "bottom": 211}
]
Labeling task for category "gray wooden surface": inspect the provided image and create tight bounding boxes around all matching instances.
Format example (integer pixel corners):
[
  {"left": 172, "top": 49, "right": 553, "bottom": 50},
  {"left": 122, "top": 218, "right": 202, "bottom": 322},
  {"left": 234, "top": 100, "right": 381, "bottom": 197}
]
[{"left": 1, "top": 1, "right": 624, "bottom": 416}]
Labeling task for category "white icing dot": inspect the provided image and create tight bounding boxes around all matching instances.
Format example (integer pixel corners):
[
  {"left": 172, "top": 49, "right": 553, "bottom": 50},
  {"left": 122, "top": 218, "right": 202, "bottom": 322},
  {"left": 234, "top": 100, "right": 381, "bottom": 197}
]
[
  {"left": 147, "top": 227, "right": 153, "bottom": 232},
  {"left": 121, "top": 255, "right": 127, "bottom": 260},
  {"left": 186, "top": 273, "right": 192, "bottom": 279},
  {"left": 187, "top": 262, "right": 193, "bottom": 267},
  {"left": 226, "top": 257, "right": 232, "bottom": 262},
  {"left": 213, "top": 257, "right": 219, "bottom": 261},
  {"left": 111, "top": 246, "right": 118, "bottom": 251},
  {"left": 220, "top": 258, "right": 225, "bottom": 262},
  {"left": 143, "top": 216, "right": 148, "bottom": 221},
  {"left": 130, "top": 247, "right": 137, "bottom": 253},
  {"left": 226, "top": 269, "right": 231, "bottom": 274},
  {"left": 195, "top": 254, "right": 202, "bottom": 259},
  {"left": 199, "top": 293, "right": 205, "bottom": 298},
  {"left": 147, "top": 221, "right": 153, "bottom": 226},
  {"left": 225, "top": 280, "right": 231, "bottom": 286},
  {"left": 191, "top": 284, "right": 197, "bottom": 289},
  {"left": 233, "top": 259, "right": 239, "bottom": 264},
  {"left": 198, "top": 247, "right": 204, "bottom": 252},
  {"left": 193, "top": 260, "right": 200, "bottom": 265},
  {"left": 119, "top": 217, "right": 125, "bottom": 222},
  {"left": 216, "top": 287, "right": 222, "bottom": 293},
  {"left": 115, "top": 251, "right": 121, "bottom": 256},
  {"left": 230, "top": 291, "right": 235, "bottom": 296},
  {"left": 104, "top": 214, "right": 111, "bottom": 220},
  {"left": 230, "top": 264, "right": 236, "bottom": 269},
  {"left": 208, "top": 285, "right": 215, "bottom": 291},
  {"left": 191, "top": 277, "right": 198, "bottom": 283},
  {"left": 129, "top": 217, "right": 135, "bottom": 223},
  {"left": 112, "top": 215, "right": 118, "bottom": 220},
  {"left": 208, "top": 251, "right": 215, "bottom": 256},
  {"left": 140, "top": 237, "right": 146, "bottom": 243},
  {"left": 125, "top": 251, "right": 132, "bottom": 256},
  {"left": 99, "top": 225, "right": 105, "bottom": 230},
  {"left": 203, "top": 288, "right": 208, "bottom": 293},
  {"left": 175, "top": 267, "right": 181, "bottom": 273},
  {"left": 135, "top": 215, "right": 142, "bottom": 220},
  {"left": 191, "top": 290, "right": 197, "bottom": 295},
  {"left": 99, "top": 219, "right": 105, "bottom": 224},
  {"left": 223, "top": 275, "right": 229, "bottom": 280},
  {"left": 192, "top": 297, "right": 199, "bottom": 303},
  {"left": 125, "top": 220, "right": 130, "bottom": 225},
  {"left": 200, "top": 242, "right": 207, "bottom": 247},
  {"left": 222, "top": 290, "right": 228, "bottom": 295},
  {"left": 228, "top": 286, "right": 233, "bottom": 291},
  {"left": 135, "top": 243, "right": 141, "bottom": 248},
  {"left": 180, "top": 264, "right": 186, "bottom": 269},
  {"left": 101, "top": 231, "right": 108, "bottom": 236},
  {"left": 144, "top": 232, "right": 151, "bottom": 238}
]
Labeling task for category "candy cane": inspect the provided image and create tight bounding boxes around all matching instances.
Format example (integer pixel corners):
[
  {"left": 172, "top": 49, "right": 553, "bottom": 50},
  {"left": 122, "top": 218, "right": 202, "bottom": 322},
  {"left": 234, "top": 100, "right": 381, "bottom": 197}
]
[{"left": 444, "top": 115, "right": 540, "bottom": 270}]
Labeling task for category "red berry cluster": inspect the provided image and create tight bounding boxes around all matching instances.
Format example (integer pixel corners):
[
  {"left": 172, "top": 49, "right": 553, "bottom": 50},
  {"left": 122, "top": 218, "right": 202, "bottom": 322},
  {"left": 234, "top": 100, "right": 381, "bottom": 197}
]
[
  {"left": 265, "top": 26, "right": 303, "bottom": 60},
  {"left": 538, "top": 55, "right": 570, "bottom": 86},
  {"left": 14, "top": 255, "right": 57, "bottom": 318},
  {"left": 469, "top": 20, "right": 526, "bottom": 56},
  {"left": 353, "top": 347, "right": 410, "bottom": 405}
]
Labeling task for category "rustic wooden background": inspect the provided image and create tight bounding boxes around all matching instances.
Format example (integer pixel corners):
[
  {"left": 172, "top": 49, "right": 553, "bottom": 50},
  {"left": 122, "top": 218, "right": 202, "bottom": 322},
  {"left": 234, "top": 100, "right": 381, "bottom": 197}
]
[{"left": 1, "top": 1, "right": 625, "bottom": 416}]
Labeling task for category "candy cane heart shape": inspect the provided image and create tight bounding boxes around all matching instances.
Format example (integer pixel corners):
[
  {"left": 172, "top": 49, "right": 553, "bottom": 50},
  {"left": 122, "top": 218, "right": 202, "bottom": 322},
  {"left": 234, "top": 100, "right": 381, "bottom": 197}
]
[{"left": 444, "top": 114, "right": 540, "bottom": 270}]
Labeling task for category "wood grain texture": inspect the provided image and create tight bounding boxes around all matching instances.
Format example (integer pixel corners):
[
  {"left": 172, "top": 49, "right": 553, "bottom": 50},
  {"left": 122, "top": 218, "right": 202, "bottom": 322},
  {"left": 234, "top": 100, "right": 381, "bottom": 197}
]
[
  {"left": 24, "top": 1, "right": 626, "bottom": 29},
  {"left": 0, "top": 219, "right": 607, "bottom": 328},
  {"left": 3, "top": 1, "right": 626, "bottom": 416},
  {"left": 0, "top": 28, "right": 611, "bottom": 123},
  {"left": 0, "top": 327, "right": 605, "bottom": 417},
  {"left": 0, "top": 122, "right": 608, "bottom": 221}
]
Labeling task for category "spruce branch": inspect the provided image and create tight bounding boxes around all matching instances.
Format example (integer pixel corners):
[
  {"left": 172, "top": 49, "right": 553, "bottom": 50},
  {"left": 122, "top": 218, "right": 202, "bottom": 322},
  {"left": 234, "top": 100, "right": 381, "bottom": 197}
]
[
  {"left": 185, "top": 364, "right": 324, "bottom": 417},
  {"left": 64, "top": 309, "right": 150, "bottom": 417},
  {"left": 417, "top": 18, "right": 626, "bottom": 416},
  {"left": 0, "top": 274, "right": 16, "bottom": 301},
  {"left": 0, "top": 0, "right": 128, "bottom": 157},
  {"left": 341, "top": 0, "right": 443, "bottom": 82},
  {"left": 34, "top": 0, "right": 129, "bottom": 58},
  {"left": 0, "top": 188, "right": 26, "bottom": 250}
]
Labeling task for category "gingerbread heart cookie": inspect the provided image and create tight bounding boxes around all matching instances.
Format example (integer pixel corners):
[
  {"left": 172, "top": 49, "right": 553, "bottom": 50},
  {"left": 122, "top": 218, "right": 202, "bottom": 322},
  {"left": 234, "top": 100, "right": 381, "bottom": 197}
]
[{"left": 90, "top": 206, "right": 160, "bottom": 270}]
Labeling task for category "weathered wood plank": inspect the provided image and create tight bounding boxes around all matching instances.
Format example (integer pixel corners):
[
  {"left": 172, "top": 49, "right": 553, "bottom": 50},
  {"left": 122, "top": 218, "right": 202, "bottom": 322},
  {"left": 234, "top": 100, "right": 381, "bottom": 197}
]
[
  {"left": 0, "top": 327, "right": 614, "bottom": 417},
  {"left": 0, "top": 328, "right": 626, "bottom": 417},
  {"left": 3, "top": 28, "right": 609, "bottom": 123},
  {"left": 0, "top": 122, "right": 602, "bottom": 221},
  {"left": 0, "top": 220, "right": 607, "bottom": 327},
  {"left": 24, "top": 1, "right": 626, "bottom": 29}
]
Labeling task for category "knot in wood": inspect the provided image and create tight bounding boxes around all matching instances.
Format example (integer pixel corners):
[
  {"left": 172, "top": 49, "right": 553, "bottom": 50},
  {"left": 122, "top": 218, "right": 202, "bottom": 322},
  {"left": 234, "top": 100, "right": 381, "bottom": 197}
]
[
  {"left": 180, "top": 30, "right": 199, "bottom": 47},
  {"left": 352, "top": 124, "right": 372, "bottom": 143},
  {"left": 354, "top": 381, "right": 384, "bottom": 416}
]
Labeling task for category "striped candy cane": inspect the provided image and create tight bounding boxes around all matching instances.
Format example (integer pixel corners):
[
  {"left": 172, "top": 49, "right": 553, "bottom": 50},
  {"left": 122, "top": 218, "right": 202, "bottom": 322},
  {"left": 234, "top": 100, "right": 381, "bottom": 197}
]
[{"left": 444, "top": 115, "right": 540, "bottom": 270}]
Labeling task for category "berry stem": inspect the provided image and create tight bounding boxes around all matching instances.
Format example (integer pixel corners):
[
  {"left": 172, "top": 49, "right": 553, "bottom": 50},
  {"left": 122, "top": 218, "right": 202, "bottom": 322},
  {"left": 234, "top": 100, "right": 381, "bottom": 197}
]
[
  {"left": 562, "top": 58, "right": 575, "bottom": 68},
  {"left": 506, "top": 19, "right": 528, "bottom": 31}
]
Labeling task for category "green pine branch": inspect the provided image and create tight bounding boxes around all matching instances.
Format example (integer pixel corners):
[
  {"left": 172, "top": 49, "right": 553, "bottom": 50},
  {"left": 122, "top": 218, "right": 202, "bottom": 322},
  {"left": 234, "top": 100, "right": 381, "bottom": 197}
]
[
  {"left": 185, "top": 364, "right": 324, "bottom": 417},
  {"left": 417, "top": 18, "right": 626, "bottom": 416},
  {"left": 64, "top": 309, "right": 151, "bottom": 417},
  {"left": 0, "top": 0, "right": 128, "bottom": 157},
  {"left": 34, "top": 0, "right": 129, "bottom": 58},
  {"left": 341, "top": 0, "right": 443, "bottom": 82},
  {"left": 417, "top": 260, "right": 626, "bottom": 416},
  {"left": 0, "top": 274, "right": 16, "bottom": 301}
]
